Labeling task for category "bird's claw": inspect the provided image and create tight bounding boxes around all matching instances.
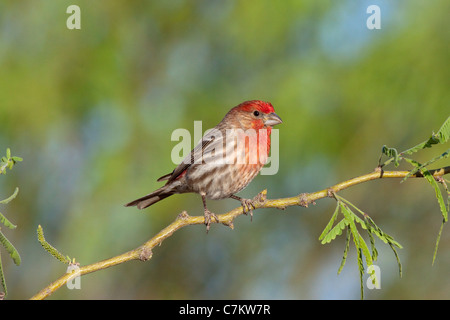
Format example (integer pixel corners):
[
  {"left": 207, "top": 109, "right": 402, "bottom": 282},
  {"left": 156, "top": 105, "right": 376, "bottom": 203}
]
[
  {"left": 232, "top": 191, "right": 267, "bottom": 221},
  {"left": 240, "top": 198, "right": 256, "bottom": 221},
  {"left": 245, "top": 191, "right": 268, "bottom": 220},
  {"left": 204, "top": 209, "right": 219, "bottom": 233}
]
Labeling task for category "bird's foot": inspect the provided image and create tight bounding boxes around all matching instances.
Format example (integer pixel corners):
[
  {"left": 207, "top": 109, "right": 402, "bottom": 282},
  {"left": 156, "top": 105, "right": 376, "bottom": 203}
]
[
  {"left": 204, "top": 209, "right": 219, "bottom": 233},
  {"left": 240, "top": 198, "right": 256, "bottom": 221},
  {"left": 232, "top": 190, "right": 267, "bottom": 221}
]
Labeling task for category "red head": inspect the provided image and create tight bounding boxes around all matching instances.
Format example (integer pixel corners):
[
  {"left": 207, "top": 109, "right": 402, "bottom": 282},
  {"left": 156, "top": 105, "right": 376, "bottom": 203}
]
[
  {"left": 217, "top": 100, "right": 282, "bottom": 166},
  {"left": 224, "top": 100, "right": 282, "bottom": 130}
]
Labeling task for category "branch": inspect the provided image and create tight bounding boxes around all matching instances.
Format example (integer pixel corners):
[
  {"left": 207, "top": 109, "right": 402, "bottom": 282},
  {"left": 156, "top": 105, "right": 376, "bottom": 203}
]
[{"left": 30, "top": 166, "right": 450, "bottom": 300}]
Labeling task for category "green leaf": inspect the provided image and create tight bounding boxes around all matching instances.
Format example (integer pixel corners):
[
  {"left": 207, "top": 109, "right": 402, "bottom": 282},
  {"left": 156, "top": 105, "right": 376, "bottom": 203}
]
[
  {"left": 37, "top": 225, "right": 71, "bottom": 264},
  {"left": 6, "top": 148, "right": 10, "bottom": 159},
  {"left": 365, "top": 218, "right": 378, "bottom": 261},
  {"left": 337, "top": 226, "right": 351, "bottom": 275},
  {"left": 357, "top": 248, "right": 365, "bottom": 299},
  {"left": 432, "top": 220, "right": 445, "bottom": 266},
  {"left": 340, "top": 203, "right": 356, "bottom": 236},
  {"left": 0, "top": 212, "right": 16, "bottom": 229},
  {"left": 0, "top": 251, "right": 7, "bottom": 297},
  {"left": 364, "top": 215, "right": 403, "bottom": 249},
  {"left": 320, "top": 218, "right": 348, "bottom": 244},
  {"left": 401, "top": 135, "right": 439, "bottom": 155},
  {"left": 319, "top": 203, "right": 340, "bottom": 241},
  {"left": 340, "top": 202, "right": 373, "bottom": 265},
  {"left": 422, "top": 167, "right": 448, "bottom": 222},
  {"left": 336, "top": 195, "right": 368, "bottom": 227},
  {"left": 357, "top": 233, "right": 373, "bottom": 267},
  {"left": 369, "top": 233, "right": 378, "bottom": 261},
  {"left": 435, "top": 116, "right": 450, "bottom": 143},
  {"left": 0, "top": 230, "right": 21, "bottom": 266},
  {"left": 364, "top": 216, "right": 402, "bottom": 277},
  {"left": 402, "top": 129, "right": 450, "bottom": 265},
  {"left": 402, "top": 148, "right": 450, "bottom": 182},
  {"left": 325, "top": 195, "right": 405, "bottom": 297},
  {"left": 0, "top": 187, "right": 19, "bottom": 205},
  {"left": 402, "top": 116, "right": 450, "bottom": 155},
  {"left": 388, "top": 241, "right": 402, "bottom": 278},
  {"left": 381, "top": 145, "right": 400, "bottom": 167}
]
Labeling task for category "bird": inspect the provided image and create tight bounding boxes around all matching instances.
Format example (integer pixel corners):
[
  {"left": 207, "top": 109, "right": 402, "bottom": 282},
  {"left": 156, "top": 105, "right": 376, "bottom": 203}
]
[{"left": 125, "top": 100, "right": 282, "bottom": 231}]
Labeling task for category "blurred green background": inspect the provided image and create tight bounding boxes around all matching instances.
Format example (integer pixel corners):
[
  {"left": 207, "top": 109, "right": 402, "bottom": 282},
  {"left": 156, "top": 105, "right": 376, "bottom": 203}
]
[{"left": 1, "top": 0, "right": 449, "bottom": 299}]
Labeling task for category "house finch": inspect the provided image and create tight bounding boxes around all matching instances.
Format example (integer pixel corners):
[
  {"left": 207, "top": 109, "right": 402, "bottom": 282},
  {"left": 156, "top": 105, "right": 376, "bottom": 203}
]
[{"left": 125, "top": 100, "right": 282, "bottom": 231}]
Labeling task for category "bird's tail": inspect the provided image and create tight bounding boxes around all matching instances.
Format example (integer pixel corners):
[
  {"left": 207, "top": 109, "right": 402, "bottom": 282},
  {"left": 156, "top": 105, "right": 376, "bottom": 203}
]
[{"left": 125, "top": 185, "right": 174, "bottom": 210}]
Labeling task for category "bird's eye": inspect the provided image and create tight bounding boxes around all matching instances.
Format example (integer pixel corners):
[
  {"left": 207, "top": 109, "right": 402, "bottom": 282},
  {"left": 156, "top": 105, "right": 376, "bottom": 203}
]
[{"left": 253, "top": 110, "right": 260, "bottom": 117}]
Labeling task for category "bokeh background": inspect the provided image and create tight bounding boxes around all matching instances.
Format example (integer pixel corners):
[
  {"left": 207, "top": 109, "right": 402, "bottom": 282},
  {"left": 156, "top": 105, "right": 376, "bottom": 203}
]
[{"left": 0, "top": 0, "right": 449, "bottom": 300}]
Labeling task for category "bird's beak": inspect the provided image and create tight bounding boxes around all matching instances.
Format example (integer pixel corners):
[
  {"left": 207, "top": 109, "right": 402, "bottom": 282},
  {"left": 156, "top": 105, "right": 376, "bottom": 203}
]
[{"left": 264, "top": 112, "right": 283, "bottom": 127}]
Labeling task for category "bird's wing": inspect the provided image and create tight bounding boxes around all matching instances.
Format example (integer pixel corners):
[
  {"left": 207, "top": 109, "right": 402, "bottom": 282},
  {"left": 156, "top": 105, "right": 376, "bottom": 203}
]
[{"left": 158, "top": 128, "right": 225, "bottom": 182}]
